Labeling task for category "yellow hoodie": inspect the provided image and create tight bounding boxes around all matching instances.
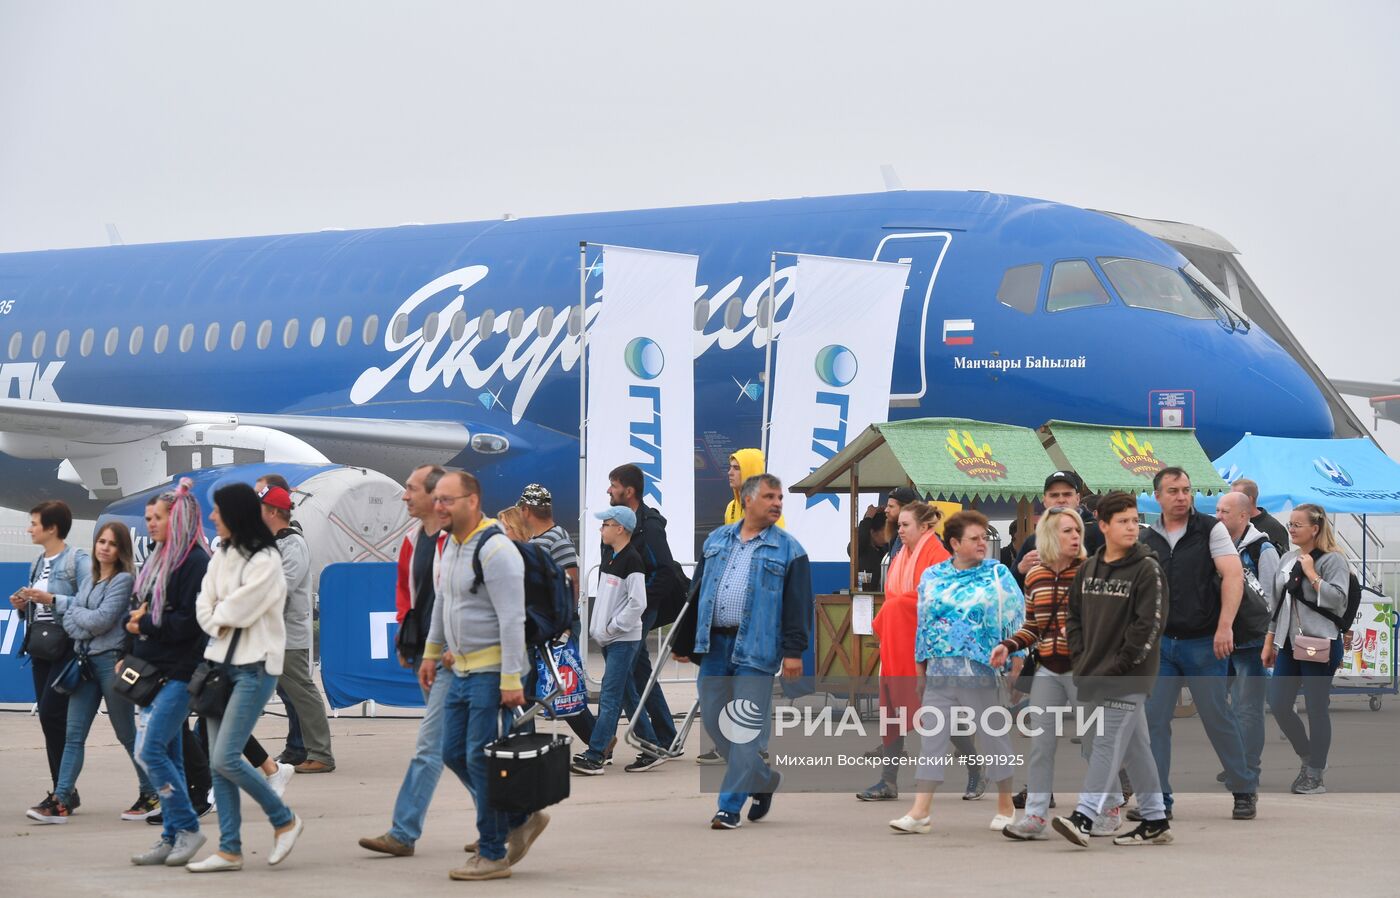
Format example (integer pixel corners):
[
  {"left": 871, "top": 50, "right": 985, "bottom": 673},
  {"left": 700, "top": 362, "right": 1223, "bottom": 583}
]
[{"left": 725, "top": 448, "right": 786, "bottom": 527}]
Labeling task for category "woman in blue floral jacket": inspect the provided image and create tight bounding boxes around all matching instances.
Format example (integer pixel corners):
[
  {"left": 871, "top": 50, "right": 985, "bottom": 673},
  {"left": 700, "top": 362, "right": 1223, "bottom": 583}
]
[{"left": 890, "top": 510, "right": 1024, "bottom": 836}]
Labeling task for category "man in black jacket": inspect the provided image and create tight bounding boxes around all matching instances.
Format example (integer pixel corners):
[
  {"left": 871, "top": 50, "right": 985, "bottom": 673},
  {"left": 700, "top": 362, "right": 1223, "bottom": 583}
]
[
  {"left": 1140, "top": 467, "right": 1258, "bottom": 822},
  {"left": 1015, "top": 471, "right": 1105, "bottom": 587},
  {"left": 1229, "top": 478, "right": 1290, "bottom": 550},
  {"left": 601, "top": 464, "right": 680, "bottom": 758}
]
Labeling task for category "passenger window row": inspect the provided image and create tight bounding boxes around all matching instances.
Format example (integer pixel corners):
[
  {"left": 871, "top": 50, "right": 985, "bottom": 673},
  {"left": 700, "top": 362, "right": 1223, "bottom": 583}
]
[{"left": 4, "top": 306, "right": 581, "bottom": 361}]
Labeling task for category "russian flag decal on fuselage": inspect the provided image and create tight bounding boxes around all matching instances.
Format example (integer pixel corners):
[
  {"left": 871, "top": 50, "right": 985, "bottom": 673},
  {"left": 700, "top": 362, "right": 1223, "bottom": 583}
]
[{"left": 942, "top": 319, "right": 974, "bottom": 345}]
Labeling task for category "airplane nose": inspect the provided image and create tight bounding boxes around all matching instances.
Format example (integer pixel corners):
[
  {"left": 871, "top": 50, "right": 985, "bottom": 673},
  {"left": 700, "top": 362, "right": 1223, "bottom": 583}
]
[{"left": 1202, "top": 330, "right": 1333, "bottom": 453}]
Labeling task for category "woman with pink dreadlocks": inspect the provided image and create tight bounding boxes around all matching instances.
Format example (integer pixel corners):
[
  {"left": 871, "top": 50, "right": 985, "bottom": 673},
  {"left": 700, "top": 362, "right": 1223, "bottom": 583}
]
[{"left": 125, "top": 479, "right": 214, "bottom": 868}]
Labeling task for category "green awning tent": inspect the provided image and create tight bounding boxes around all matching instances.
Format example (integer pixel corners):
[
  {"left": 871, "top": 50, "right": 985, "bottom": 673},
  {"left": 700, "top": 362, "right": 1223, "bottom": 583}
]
[
  {"left": 790, "top": 417, "right": 1055, "bottom": 503},
  {"left": 1038, "top": 420, "right": 1230, "bottom": 495}
]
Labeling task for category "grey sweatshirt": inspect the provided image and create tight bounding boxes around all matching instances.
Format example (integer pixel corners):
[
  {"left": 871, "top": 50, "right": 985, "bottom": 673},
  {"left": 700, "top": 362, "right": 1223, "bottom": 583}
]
[
  {"left": 276, "top": 528, "right": 313, "bottom": 651},
  {"left": 425, "top": 520, "right": 527, "bottom": 690},
  {"left": 1270, "top": 549, "right": 1350, "bottom": 646},
  {"left": 57, "top": 571, "right": 135, "bottom": 655}
]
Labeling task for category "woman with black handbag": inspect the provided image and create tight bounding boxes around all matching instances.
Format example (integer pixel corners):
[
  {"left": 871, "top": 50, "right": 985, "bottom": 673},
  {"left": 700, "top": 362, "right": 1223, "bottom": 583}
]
[
  {"left": 10, "top": 500, "right": 90, "bottom": 820},
  {"left": 126, "top": 480, "right": 212, "bottom": 867},
  {"left": 992, "top": 507, "right": 1089, "bottom": 840},
  {"left": 186, "top": 482, "right": 301, "bottom": 873},
  {"left": 27, "top": 522, "right": 156, "bottom": 825}
]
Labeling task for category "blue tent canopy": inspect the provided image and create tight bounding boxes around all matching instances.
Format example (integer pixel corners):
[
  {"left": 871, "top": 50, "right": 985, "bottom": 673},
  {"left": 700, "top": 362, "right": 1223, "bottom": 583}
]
[{"left": 1202, "top": 435, "right": 1400, "bottom": 515}]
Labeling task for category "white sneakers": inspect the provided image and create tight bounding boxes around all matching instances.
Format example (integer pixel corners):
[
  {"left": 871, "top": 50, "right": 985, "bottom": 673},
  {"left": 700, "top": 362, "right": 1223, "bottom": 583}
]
[
  {"left": 888, "top": 814, "right": 932, "bottom": 834},
  {"left": 1091, "top": 804, "right": 1123, "bottom": 837},
  {"left": 186, "top": 853, "right": 242, "bottom": 873},
  {"left": 266, "top": 763, "right": 295, "bottom": 799},
  {"left": 889, "top": 812, "right": 1020, "bottom": 835},
  {"left": 185, "top": 814, "right": 303, "bottom": 872},
  {"left": 269, "top": 815, "right": 304, "bottom": 866}
]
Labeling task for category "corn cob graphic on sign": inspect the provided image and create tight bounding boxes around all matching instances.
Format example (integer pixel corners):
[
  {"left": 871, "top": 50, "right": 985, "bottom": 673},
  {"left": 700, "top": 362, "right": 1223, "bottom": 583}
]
[
  {"left": 947, "top": 429, "right": 1009, "bottom": 482},
  {"left": 1112, "top": 430, "right": 1166, "bottom": 478}
]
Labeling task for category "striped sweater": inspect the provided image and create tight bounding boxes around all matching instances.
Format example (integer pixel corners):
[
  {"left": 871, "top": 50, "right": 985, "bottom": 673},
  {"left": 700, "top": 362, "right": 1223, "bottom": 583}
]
[{"left": 998, "top": 558, "right": 1082, "bottom": 673}]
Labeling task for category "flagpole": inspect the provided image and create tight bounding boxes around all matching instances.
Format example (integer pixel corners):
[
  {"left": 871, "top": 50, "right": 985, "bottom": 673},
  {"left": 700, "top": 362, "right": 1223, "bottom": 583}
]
[
  {"left": 760, "top": 251, "right": 776, "bottom": 459},
  {"left": 577, "top": 241, "right": 589, "bottom": 578}
]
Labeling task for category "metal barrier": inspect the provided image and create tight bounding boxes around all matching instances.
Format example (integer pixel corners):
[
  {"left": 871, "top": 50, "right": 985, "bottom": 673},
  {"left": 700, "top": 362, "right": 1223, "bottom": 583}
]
[{"left": 577, "top": 560, "right": 700, "bottom": 693}]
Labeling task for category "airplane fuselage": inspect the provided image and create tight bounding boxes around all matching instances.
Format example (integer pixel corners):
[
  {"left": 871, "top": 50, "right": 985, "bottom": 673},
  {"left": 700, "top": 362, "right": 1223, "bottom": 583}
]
[{"left": 0, "top": 190, "right": 1334, "bottom": 528}]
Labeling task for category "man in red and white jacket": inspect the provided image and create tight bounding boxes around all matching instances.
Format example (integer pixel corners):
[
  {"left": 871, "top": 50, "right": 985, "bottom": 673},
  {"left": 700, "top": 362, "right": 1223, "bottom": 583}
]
[
  {"left": 359, "top": 463, "right": 450, "bottom": 859},
  {"left": 395, "top": 465, "right": 449, "bottom": 671}
]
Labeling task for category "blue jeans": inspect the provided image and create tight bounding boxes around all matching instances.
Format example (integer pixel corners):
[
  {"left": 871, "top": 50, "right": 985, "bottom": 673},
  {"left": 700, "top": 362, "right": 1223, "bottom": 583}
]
[
  {"left": 584, "top": 640, "right": 656, "bottom": 760},
  {"left": 698, "top": 631, "right": 779, "bottom": 815},
  {"left": 206, "top": 663, "right": 295, "bottom": 855},
  {"left": 1227, "top": 641, "right": 1267, "bottom": 782},
  {"left": 1268, "top": 637, "right": 1342, "bottom": 770},
  {"left": 388, "top": 658, "right": 450, "bottom": 846},
  {"left": 135, "top": 679, "right": 198, "bottom": 843},
  {"left": 441, "top": 671, "right": 529, "bottom": 862},
  {"left": 55, "top": 650, "right": 153, "bottom": 803},
  {"left": 1146, "top": 635, "right": 1257, "bottom": 807},
  {"left": 626, "top": 609, "right": 677, "bottom": 748}
]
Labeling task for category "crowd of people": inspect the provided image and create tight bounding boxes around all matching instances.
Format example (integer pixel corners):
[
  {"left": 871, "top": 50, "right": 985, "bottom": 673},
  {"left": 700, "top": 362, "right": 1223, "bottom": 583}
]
[
  {"left": 860, "top": 469, "right": 1354, "bottom": 847},
  {"left": 8, "top": 446, "right": 1360, "bottom": 875}
]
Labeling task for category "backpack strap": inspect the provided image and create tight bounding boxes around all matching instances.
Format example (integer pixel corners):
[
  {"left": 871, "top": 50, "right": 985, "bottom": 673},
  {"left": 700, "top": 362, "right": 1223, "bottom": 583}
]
[{"left": 469, "top": 525, "right": 505, "bottom": 595}]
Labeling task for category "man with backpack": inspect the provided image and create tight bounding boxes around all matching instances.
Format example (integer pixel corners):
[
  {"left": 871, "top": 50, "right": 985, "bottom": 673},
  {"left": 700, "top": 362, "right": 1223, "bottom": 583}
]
[
  {"left": 570, "top": 506, "right": 661, "bottom": 774},
  {"left": 1215, "top": 491, "right": 1278, "bottom": 787},
  {"left": 1139, "top": 467, "right": 1259, "bottom": 822},
  {"left": 602, "top": 464, "right": 682, "bottom": 759},
  {"left": 419, "top": 471, "right": 545, "bottom": 882}
]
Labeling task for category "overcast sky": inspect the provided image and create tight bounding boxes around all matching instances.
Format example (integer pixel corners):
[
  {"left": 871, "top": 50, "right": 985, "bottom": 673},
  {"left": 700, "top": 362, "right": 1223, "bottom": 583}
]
[{"left": 2, "top": 0, "right": 1397, "bottom": 440}]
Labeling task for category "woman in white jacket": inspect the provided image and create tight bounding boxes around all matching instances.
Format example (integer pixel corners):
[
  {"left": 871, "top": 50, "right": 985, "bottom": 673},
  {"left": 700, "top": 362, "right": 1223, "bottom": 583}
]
[{"left": 186, "top": 483, "right": 301, "bottom": 872}]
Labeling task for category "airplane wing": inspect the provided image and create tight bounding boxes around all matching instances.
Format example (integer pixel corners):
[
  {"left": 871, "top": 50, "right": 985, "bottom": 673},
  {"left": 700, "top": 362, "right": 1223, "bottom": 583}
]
[
  {"left": 1332, "top": 379, "right": 1400, "bottom": 400},
  {"left": 0, "top": 397, "right": 469, "bottom": 499}
]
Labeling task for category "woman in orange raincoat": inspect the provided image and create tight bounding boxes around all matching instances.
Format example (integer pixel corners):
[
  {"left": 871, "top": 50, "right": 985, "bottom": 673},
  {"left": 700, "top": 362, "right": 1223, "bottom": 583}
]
[{"left": 859, "top": 502, "right": 977, "bottom": 801}]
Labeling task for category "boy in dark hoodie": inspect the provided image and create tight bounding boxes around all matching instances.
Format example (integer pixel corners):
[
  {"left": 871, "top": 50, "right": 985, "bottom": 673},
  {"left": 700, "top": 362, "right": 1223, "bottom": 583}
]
[{"left": 1053, "top": 492, "right": 1172, "bottom": 848}]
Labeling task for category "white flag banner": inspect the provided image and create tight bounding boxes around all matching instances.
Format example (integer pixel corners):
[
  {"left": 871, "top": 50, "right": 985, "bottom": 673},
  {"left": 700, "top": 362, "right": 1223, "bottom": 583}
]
[
  {"left": 767, "top": 255, "right": 910, "bottom": 561},
  {"left": 583, "top": 245, "right": 698, "bottom": 570}
]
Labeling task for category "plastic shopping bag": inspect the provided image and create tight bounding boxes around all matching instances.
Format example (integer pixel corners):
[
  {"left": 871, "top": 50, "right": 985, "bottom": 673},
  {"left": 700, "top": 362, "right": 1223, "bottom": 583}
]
[{"left": 533, "top": 635, "right": 588, "bottom": 718}]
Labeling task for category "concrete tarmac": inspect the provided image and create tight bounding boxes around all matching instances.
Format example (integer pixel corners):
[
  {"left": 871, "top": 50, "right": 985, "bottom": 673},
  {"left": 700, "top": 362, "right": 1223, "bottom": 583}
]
[{"left": 0, "top": 699, "right": 1394, "bottom": 897}]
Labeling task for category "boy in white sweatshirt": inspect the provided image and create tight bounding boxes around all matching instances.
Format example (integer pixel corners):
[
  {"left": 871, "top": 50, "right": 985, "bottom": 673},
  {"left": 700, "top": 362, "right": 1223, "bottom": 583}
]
[{"left": 570, "top": 506, "right": 652, "bottom": 775}]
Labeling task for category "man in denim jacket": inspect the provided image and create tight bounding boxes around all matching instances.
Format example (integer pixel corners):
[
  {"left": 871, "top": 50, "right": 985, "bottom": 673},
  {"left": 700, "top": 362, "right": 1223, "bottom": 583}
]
[{"left": 672, "top": 474, "right": 811, "bottom": 830}]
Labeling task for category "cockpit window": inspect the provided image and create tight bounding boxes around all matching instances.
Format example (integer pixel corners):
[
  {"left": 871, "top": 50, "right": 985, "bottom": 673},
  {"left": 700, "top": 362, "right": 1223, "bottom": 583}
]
[
  {"left": 1183, "top": 262, "right": 1249, "bottom": 328},
  {"left": 1046, "top": 260, "right": 1111, "bottom": 313},
  {"left": 1097, "top": 257, "right": 1216, "bottom": 320},
  {"left": 996, "top": 264, "right": 1041, "bottom": 314}
]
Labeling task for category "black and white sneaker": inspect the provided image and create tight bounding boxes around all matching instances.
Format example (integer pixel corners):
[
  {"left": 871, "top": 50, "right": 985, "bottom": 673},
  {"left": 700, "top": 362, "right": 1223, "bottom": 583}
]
[
  {"left": 710, "top": 810, "right": 741, "bottom": 830},
  {"left": 1293, "top": 770, "right": 1326, "bottom": 795},
  {"left": 1289, "top": 763, "right": 1309, "bottom": 793},
  {"left": 121, "top": 792, "right": 161, "bottom": 821},
  {"left": 624, "top": 753, "right": 669, "bottom": 773},
  {"left": 1113, "top": 818, "right": 1173, "bottom": 846},
  {"left": 570, "top": 754, "right": 605, "bottom": 776},
  {"left": 26, "top": 794, "right": 72, "bottom": 824},
  {"left": 1051, "top": 811, "right": 1093, "bottom": 847}
]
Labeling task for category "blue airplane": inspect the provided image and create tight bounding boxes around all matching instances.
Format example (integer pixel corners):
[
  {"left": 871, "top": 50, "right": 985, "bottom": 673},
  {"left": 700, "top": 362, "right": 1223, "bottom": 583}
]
[{"left": 0, "top": 190, "right": 1335, "bottom": 532}]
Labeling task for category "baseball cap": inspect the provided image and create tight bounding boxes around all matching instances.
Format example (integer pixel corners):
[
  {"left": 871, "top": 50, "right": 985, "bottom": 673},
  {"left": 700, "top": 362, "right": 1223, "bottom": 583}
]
[
  {"left": 888, "top": 487, "right": 919, "bottom": 506},
  {"left": 519, "top": 483, "right": 552, "bottom": 507},
  {"left": 258, "top": 485, "right": 293, "bottom": 512},
  {"left": 1044, "top": 470, "right": 1085, "bottom": 494},
  {"left": 594, "top": 506, "right": 636, "bottom": 532}
]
